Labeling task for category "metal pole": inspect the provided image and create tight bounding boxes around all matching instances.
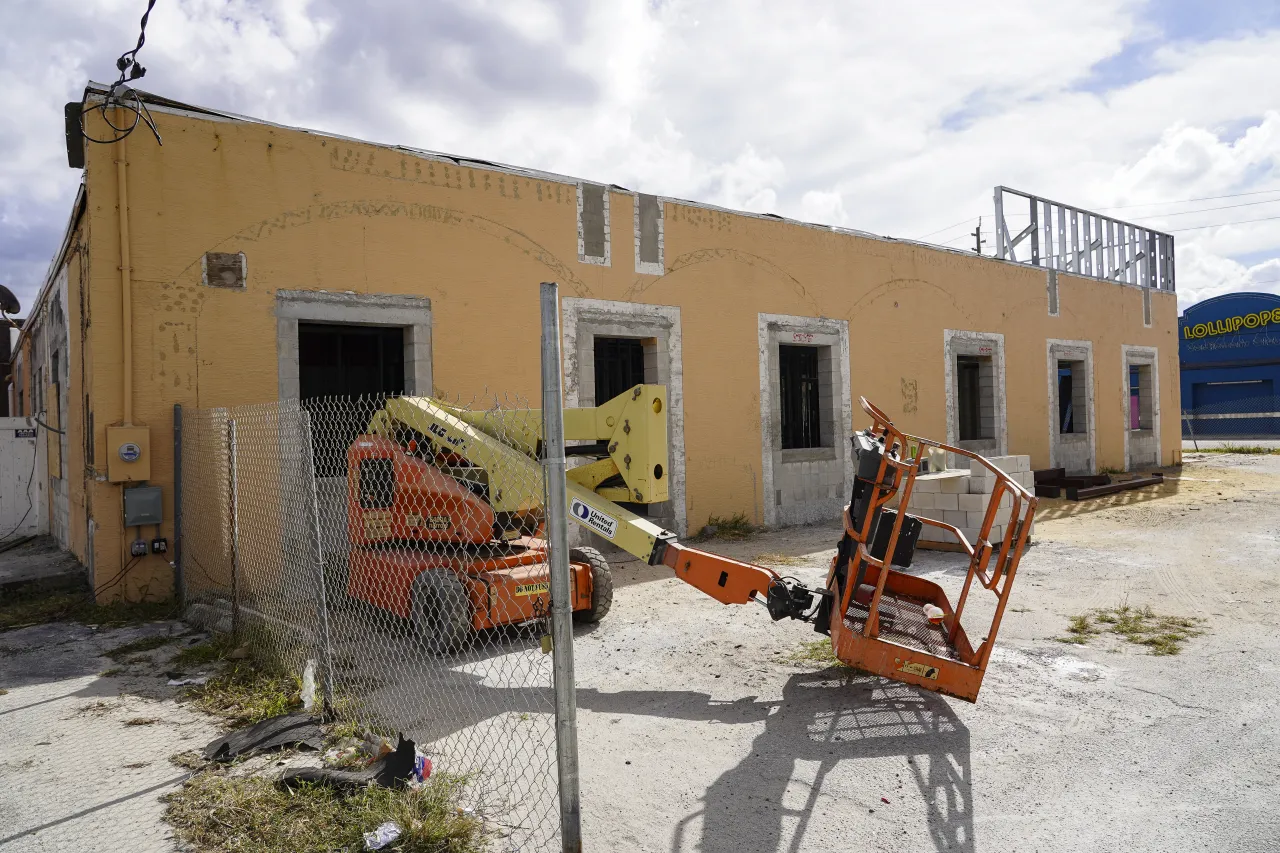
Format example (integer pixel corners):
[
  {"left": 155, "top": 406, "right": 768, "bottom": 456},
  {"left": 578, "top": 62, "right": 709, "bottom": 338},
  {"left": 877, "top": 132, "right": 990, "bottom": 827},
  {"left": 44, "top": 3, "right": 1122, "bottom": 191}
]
[
  {"left": 540, "top": 281, "right": 581, "bottom": 853},
  {"left": 228, "top": 418, "right": 240, "bottom": 638},
  {"left": 173, "top": 404, "right": 184, "bottom": 609},
  {"left": 300, "top": 409, "right": 336, "bottom": 711}
]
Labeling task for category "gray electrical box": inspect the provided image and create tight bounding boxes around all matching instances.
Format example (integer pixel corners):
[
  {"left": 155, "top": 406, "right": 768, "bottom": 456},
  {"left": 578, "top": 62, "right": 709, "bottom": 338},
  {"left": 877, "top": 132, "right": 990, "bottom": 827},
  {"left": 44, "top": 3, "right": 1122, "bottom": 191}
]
[{"left": 123, "top": 485, "right": 164, "bottom": 527}]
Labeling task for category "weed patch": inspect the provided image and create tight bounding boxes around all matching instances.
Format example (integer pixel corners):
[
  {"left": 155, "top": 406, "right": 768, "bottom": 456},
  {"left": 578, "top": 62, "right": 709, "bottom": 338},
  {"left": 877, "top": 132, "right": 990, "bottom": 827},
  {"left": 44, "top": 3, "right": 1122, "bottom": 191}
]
[
  {"left": 1057, "top": 605, "right": 1205, "bottom": 655},
  {"left": 104, "top": 635, "right": 177, "bottom": 662},
  {"left": 164, "top": 771, "right": 485, "bottom": 853},
  {"left": 754, "top": 552, "right": 808, "bottom": 566},
  {"left": 0, "top": 581, "right": 175, "bottom": 632},
  {"left": 701, "top": 512, "right": 757, "bottom": 540},
  {"left": 124, "top": 717, "right": 161, "bottom": 727},
  {"left": 171, "top": 634, "right": 238, "bottom": 669},
  {"left": 785, "top": 639, "right": 846, "bottom": 668},
  {"left": 1196, "top": 444, "right": 1280, "bottom": 455},
  {"left": 182, "top": 660, "right": 301, "bottom": 727}
]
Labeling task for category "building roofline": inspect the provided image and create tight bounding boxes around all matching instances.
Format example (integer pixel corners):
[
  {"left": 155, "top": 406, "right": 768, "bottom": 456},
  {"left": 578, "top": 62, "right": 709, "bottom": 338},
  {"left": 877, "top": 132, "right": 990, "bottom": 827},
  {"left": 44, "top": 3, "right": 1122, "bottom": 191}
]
[
  {"left": 1179, "top": 290, "right": 1280, "bottom": 319},
  {"left": 15, "top": 182, "right": 86, "bottom": 350},
  {"left": 74, "top": 81, "right": 1178, "bottom": 302}
]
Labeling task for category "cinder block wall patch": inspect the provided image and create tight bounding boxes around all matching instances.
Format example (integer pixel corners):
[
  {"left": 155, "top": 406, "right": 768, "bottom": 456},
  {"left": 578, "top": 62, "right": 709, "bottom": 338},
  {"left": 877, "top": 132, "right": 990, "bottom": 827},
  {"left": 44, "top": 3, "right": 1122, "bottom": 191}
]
[
  {"left": 202, "top": 252, "right": 247, "bottom": 289},
  {"left": 577, "top": 183, "right": 610, "bottom": 266}
]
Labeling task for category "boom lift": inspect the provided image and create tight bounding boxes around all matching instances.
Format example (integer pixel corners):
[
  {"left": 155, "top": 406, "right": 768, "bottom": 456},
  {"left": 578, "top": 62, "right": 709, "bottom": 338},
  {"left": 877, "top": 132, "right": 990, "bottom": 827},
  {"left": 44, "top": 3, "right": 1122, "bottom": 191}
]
[{"left": 346, "top": 387, "right": 1035, "bottom": 702}]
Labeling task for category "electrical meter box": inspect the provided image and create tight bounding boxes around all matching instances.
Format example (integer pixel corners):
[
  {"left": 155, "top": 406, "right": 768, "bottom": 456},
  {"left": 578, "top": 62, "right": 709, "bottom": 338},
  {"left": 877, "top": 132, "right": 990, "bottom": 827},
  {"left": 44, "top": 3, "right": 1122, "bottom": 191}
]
[
  {"left": 107, "top": 426, "right": 151, "bottom": 482},
  {"left": 123, "top": 485, "right": 163, "bottom": 527}
]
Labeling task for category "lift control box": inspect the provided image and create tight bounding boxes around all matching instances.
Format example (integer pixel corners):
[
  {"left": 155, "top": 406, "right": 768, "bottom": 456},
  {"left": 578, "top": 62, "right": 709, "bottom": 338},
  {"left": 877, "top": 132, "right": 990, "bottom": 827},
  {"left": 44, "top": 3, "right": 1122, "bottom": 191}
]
[{"left": 107, "top": 426, "right": 151, "bottom": 482}]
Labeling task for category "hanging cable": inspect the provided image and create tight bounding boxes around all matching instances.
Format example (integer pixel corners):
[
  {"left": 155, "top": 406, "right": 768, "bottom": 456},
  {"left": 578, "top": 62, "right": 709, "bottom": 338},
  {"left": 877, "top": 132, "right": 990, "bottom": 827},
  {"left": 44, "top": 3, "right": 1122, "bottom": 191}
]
[{"left": 79, "top": 0, "right": 163, "bottom": 147}]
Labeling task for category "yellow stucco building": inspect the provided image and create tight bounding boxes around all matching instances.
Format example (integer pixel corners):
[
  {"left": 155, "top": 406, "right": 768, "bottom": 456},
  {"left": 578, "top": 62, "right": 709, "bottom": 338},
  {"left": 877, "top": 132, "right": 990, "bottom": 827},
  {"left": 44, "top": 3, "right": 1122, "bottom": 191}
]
[{"left": 10, "top": 84, "right": 1181, "bottom": 601}]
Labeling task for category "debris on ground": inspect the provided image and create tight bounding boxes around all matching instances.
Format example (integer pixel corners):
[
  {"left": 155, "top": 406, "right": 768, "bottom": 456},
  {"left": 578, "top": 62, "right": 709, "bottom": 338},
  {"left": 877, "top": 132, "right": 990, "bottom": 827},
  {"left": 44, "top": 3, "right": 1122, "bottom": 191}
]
[
  {"left": 363, "top": 821, "right": 402, "bottom": 850},
  {"left": 168, "top": 675, "right": 210, "bottom": 686},
  {"left": 202, "top": 712, "right": 324, "bottom": 762},
  {"left": 281, "top": 734, "right": 416, "bottom": 790}
]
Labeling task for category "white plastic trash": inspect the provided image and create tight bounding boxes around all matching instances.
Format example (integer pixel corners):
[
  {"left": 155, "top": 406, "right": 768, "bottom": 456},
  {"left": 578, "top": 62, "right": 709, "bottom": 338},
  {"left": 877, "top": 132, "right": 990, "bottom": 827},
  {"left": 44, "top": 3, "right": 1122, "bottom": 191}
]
[{"left": 363, "top": 821, "right": 402, "bottom": 850}]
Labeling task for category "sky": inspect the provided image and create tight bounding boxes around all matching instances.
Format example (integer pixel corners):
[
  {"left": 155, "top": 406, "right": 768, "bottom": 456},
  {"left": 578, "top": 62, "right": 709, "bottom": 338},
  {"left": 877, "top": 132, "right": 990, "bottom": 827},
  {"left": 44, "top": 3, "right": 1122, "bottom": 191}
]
[{"left": 2, "top": 0, "right": 1279, "bottom": 316}]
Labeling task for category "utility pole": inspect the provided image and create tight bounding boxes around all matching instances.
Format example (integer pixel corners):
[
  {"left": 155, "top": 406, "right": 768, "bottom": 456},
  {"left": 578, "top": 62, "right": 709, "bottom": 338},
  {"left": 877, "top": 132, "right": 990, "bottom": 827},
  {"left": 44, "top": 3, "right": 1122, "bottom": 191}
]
[{"left": 972, "top": 217, "right": 986, "bottom": 254}]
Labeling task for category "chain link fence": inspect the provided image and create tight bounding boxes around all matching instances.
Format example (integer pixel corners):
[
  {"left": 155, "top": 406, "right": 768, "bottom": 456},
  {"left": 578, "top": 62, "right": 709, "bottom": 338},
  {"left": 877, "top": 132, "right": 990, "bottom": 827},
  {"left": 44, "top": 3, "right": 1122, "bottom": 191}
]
[
  {"left": 1182, "top": 393, "right": 1280, "bottom": 447},
  {"left": 179, "top": 393, "right": 566, "bottom": 852}
]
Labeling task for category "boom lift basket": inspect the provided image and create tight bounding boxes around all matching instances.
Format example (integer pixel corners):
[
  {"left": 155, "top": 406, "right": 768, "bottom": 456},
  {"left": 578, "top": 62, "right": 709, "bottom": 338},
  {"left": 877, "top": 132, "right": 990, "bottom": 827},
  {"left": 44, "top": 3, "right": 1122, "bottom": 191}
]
[{"left": 822, "top": 398, "right": 1037, "bottom": 702}]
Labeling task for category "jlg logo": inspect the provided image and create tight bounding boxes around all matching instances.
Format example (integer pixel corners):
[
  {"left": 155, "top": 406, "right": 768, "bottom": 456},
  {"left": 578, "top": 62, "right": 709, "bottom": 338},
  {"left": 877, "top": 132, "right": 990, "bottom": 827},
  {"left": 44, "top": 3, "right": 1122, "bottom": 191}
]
[{"left": 428, "top": 422, "right": 466, "bottom": 449}]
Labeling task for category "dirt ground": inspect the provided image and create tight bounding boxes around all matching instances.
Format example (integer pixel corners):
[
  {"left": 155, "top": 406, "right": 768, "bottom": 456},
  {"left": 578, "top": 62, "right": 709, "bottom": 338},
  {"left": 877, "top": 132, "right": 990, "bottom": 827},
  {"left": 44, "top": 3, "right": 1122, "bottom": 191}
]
[
  {"left": 573, "top": 453, "right": 1280, "bottom": 852},
  {"left": 1, "top": 453, "right": 1276, "bottom": 852}
]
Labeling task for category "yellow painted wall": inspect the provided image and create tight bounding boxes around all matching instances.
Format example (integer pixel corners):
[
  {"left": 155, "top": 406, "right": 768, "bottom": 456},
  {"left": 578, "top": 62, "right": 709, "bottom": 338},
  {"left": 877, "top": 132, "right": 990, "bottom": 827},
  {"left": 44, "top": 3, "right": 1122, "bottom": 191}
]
[{"left": 73, "top": 106, "right": 1180, "bottom": 600}]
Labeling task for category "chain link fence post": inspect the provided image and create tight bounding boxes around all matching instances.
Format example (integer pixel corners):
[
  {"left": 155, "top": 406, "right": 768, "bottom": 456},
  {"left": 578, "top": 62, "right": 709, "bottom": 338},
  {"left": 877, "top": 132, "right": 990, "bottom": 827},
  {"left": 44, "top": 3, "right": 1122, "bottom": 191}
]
[
  {"left": 227, "top": 417, "right": 240, "bottom": 639},
  {"left": 300, "top": 408, "right": 337, "bottom": 712},
  {"left": 541, "top": 281, "right": 582, "bottom": 853}
]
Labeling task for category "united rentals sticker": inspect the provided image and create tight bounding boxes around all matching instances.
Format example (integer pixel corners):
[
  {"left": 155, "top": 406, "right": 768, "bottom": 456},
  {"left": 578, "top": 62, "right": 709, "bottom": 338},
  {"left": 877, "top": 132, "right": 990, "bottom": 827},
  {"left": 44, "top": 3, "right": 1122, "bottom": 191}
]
[
  {"left": 570, "top": 498, "right": 618, "bottom": 539},
  {"left": 896, "top": 658, "right": 939, "bottom": 680},
  {"left": 515, "top": 582, "right": 550, "bottom": 597}
]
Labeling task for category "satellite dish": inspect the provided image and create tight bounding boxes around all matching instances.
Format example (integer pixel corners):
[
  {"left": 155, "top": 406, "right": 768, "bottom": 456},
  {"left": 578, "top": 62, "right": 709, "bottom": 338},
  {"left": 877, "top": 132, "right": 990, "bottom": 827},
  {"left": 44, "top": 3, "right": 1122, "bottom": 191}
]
[{"left": 0, "top": 284, "right": 19, "bottom": 316}]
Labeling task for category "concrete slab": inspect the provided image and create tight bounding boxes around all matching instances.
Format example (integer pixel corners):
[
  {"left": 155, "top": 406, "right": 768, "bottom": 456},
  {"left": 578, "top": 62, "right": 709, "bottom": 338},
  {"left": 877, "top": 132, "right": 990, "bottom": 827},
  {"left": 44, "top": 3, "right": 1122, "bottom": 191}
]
[{"left": 0, "top": 536, "right": 85, "bottom": 590}]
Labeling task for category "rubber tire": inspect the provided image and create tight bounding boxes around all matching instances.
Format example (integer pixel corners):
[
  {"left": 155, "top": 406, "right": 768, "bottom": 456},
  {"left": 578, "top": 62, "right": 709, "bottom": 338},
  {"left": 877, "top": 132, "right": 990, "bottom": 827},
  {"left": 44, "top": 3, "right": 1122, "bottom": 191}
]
[
  {"left": 570, "top": 547, "right": 614, "bottom": 624},
  {"left": 410, "top": 569, "right": 473, "bottom": 654}
]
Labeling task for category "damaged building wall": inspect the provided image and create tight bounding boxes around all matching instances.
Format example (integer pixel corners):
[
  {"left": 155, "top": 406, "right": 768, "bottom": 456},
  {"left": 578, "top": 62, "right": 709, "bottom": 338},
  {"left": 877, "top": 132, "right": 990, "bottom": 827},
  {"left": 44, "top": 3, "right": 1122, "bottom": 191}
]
[{"left": 52, "top": 99, "right": 1180, "bottom": 599}]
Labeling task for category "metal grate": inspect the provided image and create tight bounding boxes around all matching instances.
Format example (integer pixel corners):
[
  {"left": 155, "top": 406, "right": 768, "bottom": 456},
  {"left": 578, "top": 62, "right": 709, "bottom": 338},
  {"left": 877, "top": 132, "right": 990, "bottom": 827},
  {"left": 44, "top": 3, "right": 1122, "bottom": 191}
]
[{"left": 844, "top": 592, "right": 960, "bottom": 661}]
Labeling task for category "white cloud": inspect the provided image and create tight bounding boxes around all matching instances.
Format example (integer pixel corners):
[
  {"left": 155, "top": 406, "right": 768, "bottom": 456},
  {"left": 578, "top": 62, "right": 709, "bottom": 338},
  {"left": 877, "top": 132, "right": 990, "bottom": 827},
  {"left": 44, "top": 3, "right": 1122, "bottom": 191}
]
[{"left": 0, "top": 0, "right": 1277, "bottom": 316}]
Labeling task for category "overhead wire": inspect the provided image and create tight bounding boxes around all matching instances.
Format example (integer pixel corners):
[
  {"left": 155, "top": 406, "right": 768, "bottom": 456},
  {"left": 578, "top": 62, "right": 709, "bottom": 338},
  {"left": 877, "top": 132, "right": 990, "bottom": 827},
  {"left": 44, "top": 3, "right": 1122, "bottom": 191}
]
[{"left": 79, "top": 0, "right": 163, "bottom": 147}]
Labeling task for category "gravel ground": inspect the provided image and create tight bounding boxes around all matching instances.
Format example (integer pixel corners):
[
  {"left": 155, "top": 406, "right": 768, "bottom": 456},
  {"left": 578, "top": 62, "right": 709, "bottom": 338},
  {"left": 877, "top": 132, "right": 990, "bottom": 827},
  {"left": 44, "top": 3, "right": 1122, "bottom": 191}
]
[{"left": 0, "top": 453, "right": 1276, "bottom": 852}]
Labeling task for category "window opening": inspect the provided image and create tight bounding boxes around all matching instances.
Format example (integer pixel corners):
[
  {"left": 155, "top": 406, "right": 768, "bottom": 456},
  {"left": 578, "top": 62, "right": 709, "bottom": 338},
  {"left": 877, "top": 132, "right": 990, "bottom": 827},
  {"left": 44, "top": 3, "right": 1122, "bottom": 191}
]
[{"left": 780, "top": 345, "right": 822, "bottom": 450}]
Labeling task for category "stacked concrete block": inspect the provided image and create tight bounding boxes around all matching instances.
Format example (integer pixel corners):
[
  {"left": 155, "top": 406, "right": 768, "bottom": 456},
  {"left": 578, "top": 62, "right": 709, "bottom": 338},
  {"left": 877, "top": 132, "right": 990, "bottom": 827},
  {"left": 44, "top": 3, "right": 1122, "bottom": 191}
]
[{"left": 896, "top": 456, "right": 1034, "bottom": 547}]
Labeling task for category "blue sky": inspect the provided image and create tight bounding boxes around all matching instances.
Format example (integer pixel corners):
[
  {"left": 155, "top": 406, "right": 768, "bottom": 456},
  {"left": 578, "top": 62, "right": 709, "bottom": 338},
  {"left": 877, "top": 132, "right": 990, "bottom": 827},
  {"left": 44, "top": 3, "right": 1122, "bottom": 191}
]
[{"left": 1, "top": 0, "right": 1278, "bottom": 314}]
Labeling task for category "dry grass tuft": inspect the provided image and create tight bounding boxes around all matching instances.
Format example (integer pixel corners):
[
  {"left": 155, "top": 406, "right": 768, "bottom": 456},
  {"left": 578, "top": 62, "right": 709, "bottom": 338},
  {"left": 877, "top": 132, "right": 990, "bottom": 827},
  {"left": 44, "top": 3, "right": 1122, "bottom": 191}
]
[
  {"left": 1057, "top": 605, "right": 1205, "bottom": 655},
  {"left": 104, "top": 635, "right": 177, "bottom": 661},
  {"left": 181, "top": 660, "right": 302, "bottom": 727},
  {"left": 785, "top": 639, "right": 846, "bottom": 668},
  {"left": 701, "top": 512, "right": 757, "bottom": 540},
  {"left": 754, "top": 552, "right": 809, "bottom": 567},
  {"left": 0, "top": 581, "right": 174, "bottom": 632},
  {"left": 164, "top": 771, "right": 486, "bottom": 853}
]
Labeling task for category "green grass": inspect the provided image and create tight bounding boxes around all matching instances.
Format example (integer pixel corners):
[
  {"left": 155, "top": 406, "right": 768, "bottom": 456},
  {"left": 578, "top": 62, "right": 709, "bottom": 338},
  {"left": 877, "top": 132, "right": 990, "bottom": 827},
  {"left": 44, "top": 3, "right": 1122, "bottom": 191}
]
[
  {"left": 104, "top": 635, "right": 177, "bottom": 662},
  {"left": 1057, "top": 605, "right": 1205, "bottom": 655},
  {"left": 785, "top": 639, "right": 846, "bottom": 668},
  {"left": 754, "top": 552, "right": 808, "bottom": 567},
  {"left": 182, "top": 659, "right": 302, "bottom": 727},
  {"left": 1195, "top": 444, "right": 1280, "bottom": 455},
  {"left": 164, "top": 772, "right": 485, "bottom": 853},
  {"left": 0, "top": 581, "right": 175, "bottom": 632},
  {"left": 701, "top": 512, "right": 757, "bottom": 540},
  {"left": 171, "top": 634, "right": 239, "bottom": 669}
]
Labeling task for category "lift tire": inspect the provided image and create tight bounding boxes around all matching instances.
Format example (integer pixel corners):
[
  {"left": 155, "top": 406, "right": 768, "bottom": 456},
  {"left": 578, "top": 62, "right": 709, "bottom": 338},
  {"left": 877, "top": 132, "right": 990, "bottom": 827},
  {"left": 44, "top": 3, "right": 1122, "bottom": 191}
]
[
  {"left": 410, "top": 569, "right": 473, "bottom": 654},
  {"left": 570, "top": 547, "right": 613, "bottom": 624}
]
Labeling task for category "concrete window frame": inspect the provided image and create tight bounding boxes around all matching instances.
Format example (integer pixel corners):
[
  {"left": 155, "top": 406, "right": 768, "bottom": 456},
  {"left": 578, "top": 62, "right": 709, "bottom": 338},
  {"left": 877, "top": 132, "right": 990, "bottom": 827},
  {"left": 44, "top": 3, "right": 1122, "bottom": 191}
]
[
  {"left": 1121, "top": 344, "right": 1160, "bottom": 471},
  {"left": 275, "top": 290, "right": 433, "bottom": 401},
  {"left": 561, "top": 297, "right": 686, "bottom": 537},
  {"left": 944, "top": 329, "right": 1007, "bottom": 460},
  {"left": 577, "top": 183, "right": 611, "bottom": 267},
  {"left": 633, "top": 193, "right": 664, "bottom": 276},
  {"left": 1046, "top": 338, "right": 1096, "bottom": 474},
  {"left": 758, "top": 313, "right": 853, "bottom": 528}
]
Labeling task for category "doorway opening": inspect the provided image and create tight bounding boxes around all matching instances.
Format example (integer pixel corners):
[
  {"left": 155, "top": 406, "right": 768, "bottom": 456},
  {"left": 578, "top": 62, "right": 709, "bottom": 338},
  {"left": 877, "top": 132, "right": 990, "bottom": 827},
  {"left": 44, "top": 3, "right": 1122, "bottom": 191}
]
[{"left": 299, "top": 323, "right": 405, "bottom": 476}]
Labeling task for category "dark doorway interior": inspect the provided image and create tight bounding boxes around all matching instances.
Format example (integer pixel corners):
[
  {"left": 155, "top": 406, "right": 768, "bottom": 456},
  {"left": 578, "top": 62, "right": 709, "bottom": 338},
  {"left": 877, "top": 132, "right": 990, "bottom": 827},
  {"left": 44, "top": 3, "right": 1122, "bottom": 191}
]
[
  {"left": 593, "top": 336, "right": 648, "bottom": 516},
  {"left": 957, "top": 357, "right": 983, "bottom": 442},
  {"left": 299, "top": 323, "right": 405, "bottom": 476},
  {"left": 594, "top": 337, "right": 645, "bottom": 405},
  {"left": 780, "top": 345, "right": 821, "bottom": 450}
]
